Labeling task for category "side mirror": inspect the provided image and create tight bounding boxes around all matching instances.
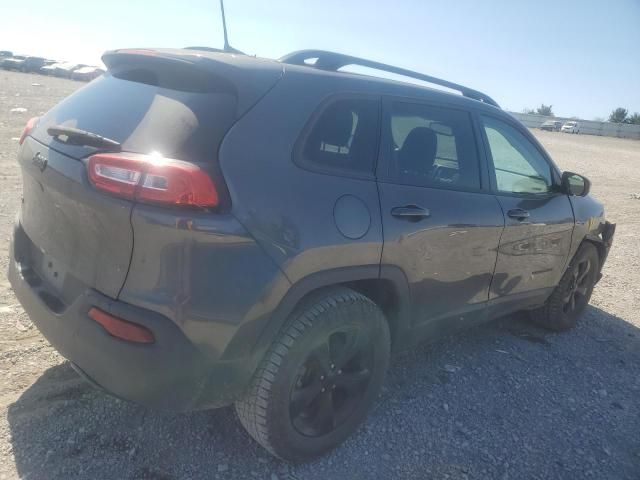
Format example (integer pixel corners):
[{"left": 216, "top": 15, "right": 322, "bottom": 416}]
[{"left": 562, "top": 171, "right": 591, "bottom": 197}]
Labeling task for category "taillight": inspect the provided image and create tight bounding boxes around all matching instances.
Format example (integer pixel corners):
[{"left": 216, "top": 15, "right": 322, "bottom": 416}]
[
  {"left": 87, "top": 153, "right": 219, "bottom": 208},
  {"left": 19, "top": 116, "right": 40, "bottom": 145},
  {"left": 88, "top": 154, "right": 144, "bottom": 198},
  {"left": 89, "top": 307, "right": 155, "bottom": 344}
]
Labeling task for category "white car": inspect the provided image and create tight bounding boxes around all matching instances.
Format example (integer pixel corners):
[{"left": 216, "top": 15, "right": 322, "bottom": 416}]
[
  {"left": 71, "top": 66, "right": 105, "bottom": 82},
  {"left": 561, "top": 121, "right": 580, "bottom": 134}
]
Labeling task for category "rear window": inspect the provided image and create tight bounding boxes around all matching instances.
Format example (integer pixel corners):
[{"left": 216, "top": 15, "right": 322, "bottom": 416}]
[
  {"left": 296, "top": 97, "right": 380, "bottom": 178},
  {"left": 33, "top": 72, "right": 237, "bottom": 164}
]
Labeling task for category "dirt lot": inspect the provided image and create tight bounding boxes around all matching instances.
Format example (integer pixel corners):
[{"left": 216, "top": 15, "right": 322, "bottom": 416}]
[{"left": 0, "top": 70, "right": 639, "bottom": 480}]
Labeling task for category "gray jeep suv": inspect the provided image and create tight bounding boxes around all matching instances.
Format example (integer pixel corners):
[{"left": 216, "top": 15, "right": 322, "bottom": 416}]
[{"left": 9, "top": 48, "right": 615, "bottom": 461}]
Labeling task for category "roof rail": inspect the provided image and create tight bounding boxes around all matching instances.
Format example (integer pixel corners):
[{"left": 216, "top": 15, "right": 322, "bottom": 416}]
[{"left": 279, "top": 50, "right": 499, "bottom": 108}]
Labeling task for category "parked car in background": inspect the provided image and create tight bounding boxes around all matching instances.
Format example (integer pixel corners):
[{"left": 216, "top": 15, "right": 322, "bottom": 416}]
[
  {"left": 23, "top": 56, "right": 47, "bottom": 73},
  {"left": 11, "top": 47, "right": 615, "bottom": 461},
  {"left": 540, "top": 120, "right": 562, "bottom": 131},
  {"left": 71, "top": 66, "right": 105, "bottom": 82},
  {"left": 51, "top": 62, "right": 87, "bottom": 78},
  {"left": 561, "top": 121, "right": 580, "bottom": 134},
  {"left": 1, "top": 55, "right": 27, "bottom": 71},
  {"left": 0, "top": 51, "right": 13, "bottom": 59},
  {"left": 40, "top": 62, "right": 62, "bottom": 75},
  {"left": 41, "top": 59, "right": 56, "bottom": 69}
]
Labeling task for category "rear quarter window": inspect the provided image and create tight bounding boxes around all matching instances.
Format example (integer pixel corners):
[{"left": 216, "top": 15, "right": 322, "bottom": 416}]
[{"left": 295, "top": 96, "right": 380, "bottom": 178}]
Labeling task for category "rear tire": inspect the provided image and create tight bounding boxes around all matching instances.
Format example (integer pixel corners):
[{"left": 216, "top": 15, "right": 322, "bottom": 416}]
[
  {"left": 530, "top": 243, "right": 599, "bottom": 331},
  {"left": 235, "top": 287, "right": 390, "bottom": 462}
]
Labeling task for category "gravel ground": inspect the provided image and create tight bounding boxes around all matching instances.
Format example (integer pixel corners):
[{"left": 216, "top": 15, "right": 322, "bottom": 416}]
[{"left": 1, "top": 70, "right": 639, "bottom": 480}]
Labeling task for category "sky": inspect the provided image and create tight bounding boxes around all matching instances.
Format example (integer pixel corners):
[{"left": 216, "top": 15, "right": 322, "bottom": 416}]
[{"left": 1, "top": 0, "right": 639, "bottom": 119}]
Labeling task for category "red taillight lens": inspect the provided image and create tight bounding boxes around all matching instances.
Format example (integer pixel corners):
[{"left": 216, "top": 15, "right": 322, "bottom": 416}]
[
  {"left": 87, "top": 153, "right": 219, "bottom": 208},
  {"left": 88, "top": 307, "right": 155, "bottom": 344},
  {"left": 19, "top": 116, "right": 40, "bottom": 145},
  {"left": 139, "top": 160, "right": 219, "bottom": 207}
]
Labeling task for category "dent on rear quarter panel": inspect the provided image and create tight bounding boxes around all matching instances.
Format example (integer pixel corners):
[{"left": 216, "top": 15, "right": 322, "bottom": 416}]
[
  {"left": 117, "top": 205, "right": 291, "bottom": 361},
  {"left": 218, "top": 72, "right": 384, "bottom": 286}
]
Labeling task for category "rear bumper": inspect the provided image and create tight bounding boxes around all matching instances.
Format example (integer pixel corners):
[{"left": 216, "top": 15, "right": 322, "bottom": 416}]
[{"left": 8, "top": 221, "right": 251, "bottom": 411}]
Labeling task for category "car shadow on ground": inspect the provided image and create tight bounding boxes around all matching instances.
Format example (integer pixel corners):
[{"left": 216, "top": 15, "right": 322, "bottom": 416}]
[{"left": 7, "top": 306, "right": 640, "bottom": 480}]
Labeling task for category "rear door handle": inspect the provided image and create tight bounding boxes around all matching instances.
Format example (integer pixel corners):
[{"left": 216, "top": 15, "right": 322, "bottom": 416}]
[
  {"left": 391, "top": 205, "right": 430, "bottom": 220},
  {"left": 507, "top": 208, "right": 530, "bottom": 221}
]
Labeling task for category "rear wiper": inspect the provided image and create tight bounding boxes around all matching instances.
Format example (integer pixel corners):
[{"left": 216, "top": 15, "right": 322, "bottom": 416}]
[{"left": 47, "top": 125, "right": 121, "bottom": 151}]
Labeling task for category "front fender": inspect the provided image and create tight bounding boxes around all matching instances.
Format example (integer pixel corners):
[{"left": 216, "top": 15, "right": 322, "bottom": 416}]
[{"left": 567, "top": 194, "right": 614, "bottom": 279}]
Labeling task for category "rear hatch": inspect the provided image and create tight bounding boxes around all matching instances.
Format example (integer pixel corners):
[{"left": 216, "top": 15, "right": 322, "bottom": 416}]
[{"left": 19, "top": 49, "right": 283, "bottom": 300}]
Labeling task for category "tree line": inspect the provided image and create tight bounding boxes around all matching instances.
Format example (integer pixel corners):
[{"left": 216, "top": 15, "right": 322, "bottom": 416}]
[
  {"left": 608, "top": 108, "right": 640, "bottom": 124},
  {"left": 522, "top": 104, "right": 640, "bottom": 124}
]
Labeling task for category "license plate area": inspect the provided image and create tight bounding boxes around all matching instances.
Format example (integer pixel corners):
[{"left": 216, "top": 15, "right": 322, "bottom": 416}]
[{"left": 31, "top": 247, "right": 68, "bottom": 295}]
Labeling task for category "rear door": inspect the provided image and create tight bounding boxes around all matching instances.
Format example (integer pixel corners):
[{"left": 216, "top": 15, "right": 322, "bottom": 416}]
[
  {"left": 477, "top": 114, "right": 574, "bottom": 307},
  {"left": 377, "top": 98, "right": 504, "bottom": 332}
]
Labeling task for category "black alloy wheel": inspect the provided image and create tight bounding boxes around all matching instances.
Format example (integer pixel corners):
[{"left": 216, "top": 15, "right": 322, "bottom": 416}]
[{"left": 289, "top": 326, "right": 375, "bottom": 437}]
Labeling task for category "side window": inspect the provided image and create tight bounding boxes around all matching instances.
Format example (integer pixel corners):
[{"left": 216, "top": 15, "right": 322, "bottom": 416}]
[
  {"left": 385, "top": 102, "right": 480, "bottom": 190},
  {"left": 481, "top": 116, "right": 553, "bottom": 194},
  {"left": 298, "top": 97, "right": 379, "bottom": 177}
]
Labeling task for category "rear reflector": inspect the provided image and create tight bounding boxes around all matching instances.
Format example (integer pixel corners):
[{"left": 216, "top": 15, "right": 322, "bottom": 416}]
[
  {"left": 88, "top": 307, "right": 155, "bottom": 344},
  {"left": 19, "top": 117, "right": 40, "bottom": 145},
  {"left": 87, "top": 153, "right": 218, "bottom": 208}
]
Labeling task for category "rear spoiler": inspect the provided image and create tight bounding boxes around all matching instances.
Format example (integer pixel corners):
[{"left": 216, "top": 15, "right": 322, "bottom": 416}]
[{"left": 102, "top": 48, "right": 283, "bottom": 113}]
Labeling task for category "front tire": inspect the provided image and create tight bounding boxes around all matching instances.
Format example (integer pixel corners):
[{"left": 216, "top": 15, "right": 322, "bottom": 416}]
[
  {"left": 235, "top": 287, "right": 390, "bottom": 462},
  {"left": 530, "top": 243, "right": 599, "bottom": 331}
]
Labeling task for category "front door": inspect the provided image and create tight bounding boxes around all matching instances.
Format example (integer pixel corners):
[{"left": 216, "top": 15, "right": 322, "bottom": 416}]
[
  {"left": 377, "top": 99, "right": 504, "bottom": 335},
  {"left": 478, "top": 114, "right": 574, "bottom": 309}
]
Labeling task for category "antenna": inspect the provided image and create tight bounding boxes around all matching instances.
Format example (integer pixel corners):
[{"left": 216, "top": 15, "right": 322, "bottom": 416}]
[{"left": 219, "top": 0, "right": 243, "bottom": 54}]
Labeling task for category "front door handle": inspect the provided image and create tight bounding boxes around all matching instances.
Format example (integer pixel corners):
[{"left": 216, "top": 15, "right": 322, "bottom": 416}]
[
  {"left": 507, "top": 208, "right": 530, "bottom": 221},
  {"left": 391, "top": 205, "right": 430, "bottom": 220}
]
